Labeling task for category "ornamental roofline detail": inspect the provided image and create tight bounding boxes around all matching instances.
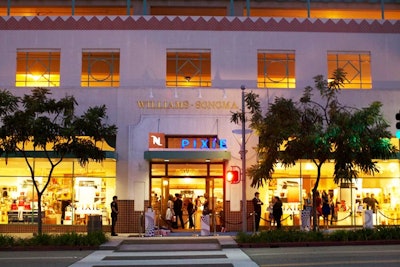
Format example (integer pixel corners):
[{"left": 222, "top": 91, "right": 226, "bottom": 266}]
[{"left": 0, "top": 16, "right": 399, "bottom": 33}]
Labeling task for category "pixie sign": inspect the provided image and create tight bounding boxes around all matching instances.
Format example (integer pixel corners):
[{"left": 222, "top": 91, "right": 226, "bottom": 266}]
[
  {"left": 149, "top": 133, "right": 227, "bottom": 150},
  {"left": 181, "top": 138, "right": 227, "bottom": 149}
]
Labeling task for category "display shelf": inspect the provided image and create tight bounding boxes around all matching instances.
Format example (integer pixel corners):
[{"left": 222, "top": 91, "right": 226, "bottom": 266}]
[{"left": 7, "top": 210, "right": 44, "bottom": 223}]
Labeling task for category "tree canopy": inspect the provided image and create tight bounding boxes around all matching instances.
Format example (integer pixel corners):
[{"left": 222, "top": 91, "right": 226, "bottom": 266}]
[
  {"left": 0, "top": 87, "right": 117, "bottom": 234},
  {"left": 231, "top": 69, "right": 397, "bottom": 230}
]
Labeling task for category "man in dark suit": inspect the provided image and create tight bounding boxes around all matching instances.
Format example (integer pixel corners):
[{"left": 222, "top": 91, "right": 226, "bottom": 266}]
[
  {"left": 252, "top": 192, "right": 263, "bottom": 232},
  {"left": 174, "top": 194, "right": 184, "bottom": 229}
]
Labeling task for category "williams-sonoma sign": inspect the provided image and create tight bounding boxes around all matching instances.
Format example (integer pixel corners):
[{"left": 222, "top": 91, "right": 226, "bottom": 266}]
[{"left": 138, "top": 100, "right": 238, "bottom": 110}]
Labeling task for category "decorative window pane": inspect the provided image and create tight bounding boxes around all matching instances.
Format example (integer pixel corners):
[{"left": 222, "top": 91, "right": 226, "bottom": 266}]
[
  {"left": 257, "top": 50, "right": 295, "bottom": 89},
  {"left": 81, "top": 49, "right": 120, "bottom": 87},
  {"left": 166, "top": 49, "right": 211, "bottom": 87},
  {"left": 16, "top": 49, "right": 60, "bottom": 87},
  {"left": 327, "top": 51, "right": 372, "bottom": 89}
]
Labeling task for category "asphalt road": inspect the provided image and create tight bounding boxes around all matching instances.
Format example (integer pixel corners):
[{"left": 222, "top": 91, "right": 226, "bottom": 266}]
[
  {"left": 0, "top": 250, "right": 93, "bottom": 267},
  {"left": 243, "top": 244, "right": 400, "bottom": 267},
  {"left": 2, "top": 244, "right": 400, "bottom": 267}
]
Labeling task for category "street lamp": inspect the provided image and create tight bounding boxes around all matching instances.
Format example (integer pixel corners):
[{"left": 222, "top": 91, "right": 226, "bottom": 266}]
[{"left": 240, "top": 85, "right": 247, "bottom": 232}]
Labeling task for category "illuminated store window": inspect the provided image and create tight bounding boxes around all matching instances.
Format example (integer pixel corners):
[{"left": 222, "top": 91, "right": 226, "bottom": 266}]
[
  {"left": 244, "top": 7, "right": 400, "bottom": 20},
  {"left": 2, "top": 6, "right": 129, "bottom": 16},
  {"left": 151, "top": 6, "right": 226, "bottom": 16},
  {"left": 81, "top": 49, "right": 120, "bottom": 87},
  {"left": 327, "top": 51, "right": 372, "bottom": 89},
  {"left": 249, "top": 8, "right": 308, "bottom": 18},
  {"left": 16, "top": 49, "right": 60, "bottom": 87},
  {"left": 257, "top": 50, "right": 296, "bottom": 89},
  {"left": 0, "top": 157, "right": 116, "bottom": 225},
  {"left": 166, "top": 49, "right": 211, "bottom": 87}
]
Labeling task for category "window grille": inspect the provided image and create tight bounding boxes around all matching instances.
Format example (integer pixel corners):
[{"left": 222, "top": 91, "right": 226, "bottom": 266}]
[
  {"left": 257, "top": 50, "right": 296, "bottom": 89},
  {"left": 327, "top": 51, "right": 372, "bottom": 89},
  {"left": 166, "top": 49, "right": 211, "bottom": 87},
  {"left": 16, "top": 49, "right": 60, "bottom": 87},
  {"left": 81, "top": 49, "right": 120, "bottom": 87}
]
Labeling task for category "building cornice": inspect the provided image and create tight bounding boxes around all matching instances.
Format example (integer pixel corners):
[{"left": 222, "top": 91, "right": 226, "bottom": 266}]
[{"left": 0, "top": 16, "right": 399, "bottom": 33}]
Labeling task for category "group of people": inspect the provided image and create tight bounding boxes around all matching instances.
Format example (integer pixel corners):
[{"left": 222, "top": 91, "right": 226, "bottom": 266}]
[
  {"left": 313, "top": 190, "right": 335, "bottom": 229},
  {"left": 362, "top": 193, "right": 379, "bottom": 213},
  {"left": 253, "top": 192, "right": 283, "bottom": 231},
  {"left": 111, "top": 190, "right": 381, "bottom": 235},
  {"left": 165, "top": 193, "right": 201, "bottom": 231}
]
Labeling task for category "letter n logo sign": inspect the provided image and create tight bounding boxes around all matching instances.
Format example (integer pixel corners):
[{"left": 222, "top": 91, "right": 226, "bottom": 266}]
[{"left": 149, "top": 133, "right": 165, "bottom": 148}]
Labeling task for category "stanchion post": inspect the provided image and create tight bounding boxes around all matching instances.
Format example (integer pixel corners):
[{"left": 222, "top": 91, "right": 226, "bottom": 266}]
[
  {"left": 139, "top": 211, "right": 144, "bottom": 237},
  {"left": 252, "top": 212, "right": 256, "bottom": 233},
  {"left": 192, "top": 211, "right": 198, "bottom": 236},
  {"left": 213, "top": 212, "right": 218, "bottom": 236}
]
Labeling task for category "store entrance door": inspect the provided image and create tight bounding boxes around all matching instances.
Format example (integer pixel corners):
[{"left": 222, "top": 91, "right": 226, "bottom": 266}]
[{"left": 150, "top": 162, "right": 224, "bottom": 231}]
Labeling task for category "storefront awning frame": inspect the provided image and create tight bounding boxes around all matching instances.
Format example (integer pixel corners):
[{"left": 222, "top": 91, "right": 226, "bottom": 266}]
[{"left": 144, "top": 149, "right": 231, "bottom": 162}]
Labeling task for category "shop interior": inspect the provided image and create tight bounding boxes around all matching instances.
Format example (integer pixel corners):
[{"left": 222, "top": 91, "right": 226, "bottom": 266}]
[
  {"left": 0, "top": 158, "right": 116, "bottom": 225},
  {"left": 262, "top": 159, "right": 400, "bottom": 227},
  {"left": 150, "top": 162, "right": 225, "bottom": 230}
]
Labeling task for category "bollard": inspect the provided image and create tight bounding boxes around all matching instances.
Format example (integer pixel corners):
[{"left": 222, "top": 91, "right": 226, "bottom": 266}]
[{"left": 200, "top": 214, "right": 210, "bottom": 236}]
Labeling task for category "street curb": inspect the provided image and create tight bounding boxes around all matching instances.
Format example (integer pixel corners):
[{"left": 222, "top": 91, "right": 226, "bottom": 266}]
[
  {"left": 238, "top": 239, "right": 400, "bottom": 248},
  {"left": 0, "top": 245, "right": 98, "bottom": 251}
]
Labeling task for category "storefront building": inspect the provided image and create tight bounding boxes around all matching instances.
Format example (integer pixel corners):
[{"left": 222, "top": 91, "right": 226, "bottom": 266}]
[{"left": 0, "top": 1, "right": 399, "bottom": 233}]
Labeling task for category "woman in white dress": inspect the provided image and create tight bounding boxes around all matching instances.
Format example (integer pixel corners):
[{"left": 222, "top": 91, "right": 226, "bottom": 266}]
[{"left": 165, "top": 194, "right": 175, "bottom": 231}]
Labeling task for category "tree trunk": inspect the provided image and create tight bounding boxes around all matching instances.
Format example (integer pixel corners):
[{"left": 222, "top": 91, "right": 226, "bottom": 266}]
[
  {"left": 37, "top": 192, "right": 43, "bottom": 235},
  {"left": 312, "top": 189, "right": 318, "bottom": 231}
]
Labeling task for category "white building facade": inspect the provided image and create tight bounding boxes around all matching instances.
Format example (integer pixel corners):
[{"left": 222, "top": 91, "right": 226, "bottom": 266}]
[{"left": 0, "top": 1, "right": 399, "bottom": 233}]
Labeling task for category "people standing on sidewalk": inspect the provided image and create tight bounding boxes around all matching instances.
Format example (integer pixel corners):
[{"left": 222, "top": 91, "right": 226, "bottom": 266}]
[
  {"left": 369, "top": 193, "right": 379, "bottom": 213},
  {"left": 202, "top": 193, "right": 210, "bottom": 215},
  {"left": 272, "top": 196, "right": 283, "bottom": 229},
  {"left": 321, "top": 191, "right": 330, "bottom": 229},
  {"left": 110, "top": 195, "right": 119, "bottom": 236},
  {"left": 267, "top": 199, "right": 275, "bottom": 229},
  {"left": 252, "top": 192, "right": 263, "bottom": 232},
  {"left": 363, "top": 192, "right": 371, "bottom": 210},
  {"left": 187, "top": 198, "right": 195, "bottom": 229},
  {"left": 174, "top": 193, "right": 184, "bottom": 229},
  {"left": 165, "top": 194, "right": 175, "bottom": 232}
]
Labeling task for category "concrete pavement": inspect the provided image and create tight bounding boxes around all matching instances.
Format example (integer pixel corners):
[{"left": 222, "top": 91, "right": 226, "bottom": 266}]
[{"left": 69, "top": 231, "right": 259, "bottom": 267}]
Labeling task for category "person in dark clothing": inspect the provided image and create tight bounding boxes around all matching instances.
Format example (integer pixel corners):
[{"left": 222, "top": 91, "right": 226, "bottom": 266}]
[
  {"left": 369, "top": 194, "right": 379, "bottom": 213},
  {"left": 110, "top": 195, "right": 119, "bottom": 236},
  {"left": 272, "top": 196, "right": 283, "bottom": 229},
  {"left": 202, "top": 193, "right": 210, "bottom": 215},
  {"left": 174, "top": 193, "right": 184, "bottom": 229},
  {"left": 187, "top": 198, "right": 195, "bottom": 229},
  {"left": 363, "top": 193, "right": 371, "bottom": 210},
  {"left": 252, "top": 192, "right": 264, "bottom": 232},
  {"left": 321, "top": 191, "right": 331, "bottom": 228}
]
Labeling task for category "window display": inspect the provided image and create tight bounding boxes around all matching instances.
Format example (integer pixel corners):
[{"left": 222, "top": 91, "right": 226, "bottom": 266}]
[{"left": 0, "top": 176, "right": 115, "bottom": 225}]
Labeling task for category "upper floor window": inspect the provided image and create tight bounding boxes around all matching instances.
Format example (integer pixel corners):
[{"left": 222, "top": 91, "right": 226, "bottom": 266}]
[
  {"left": 151, "top": 6, "right": 226, "bottom": 16},
  {"left": 16, "top": 49, "right": 60, "bottom": 87},
  {"left": 81, "top": 49, "right": 120, "bottom": 87},
  {"left": 166, "top": 49, "right": 211, "bottom": 87},
  {"left": 327, "top": 51, "right": 372, "bottom": 89},
  {"left": 257, "top": 50, "right": 296, "bottom": 89}
]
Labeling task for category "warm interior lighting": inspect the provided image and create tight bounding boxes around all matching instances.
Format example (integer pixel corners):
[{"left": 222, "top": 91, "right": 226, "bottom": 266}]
[
  {"left": 247, "top": 8, "right": 394, "bottom": 20},
  {"left": 7, "top": 6, "right": 129, "bottom": 16},
  {"left": 15, "top": 74, "right": 60, "bottom": 87},
  {"left": 257, "top": 77, "right": 296, "bottom": 88},
  {"left": 30, "top": 74, "right": 41, "bottom": 81},
  {"left": 305, "top": 163, "right": 314, "bottom": 170}
]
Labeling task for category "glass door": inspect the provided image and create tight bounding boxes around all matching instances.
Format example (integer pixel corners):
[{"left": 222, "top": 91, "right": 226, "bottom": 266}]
[{"left": 150, "top": 162, "right": 224, "bottom": 230}]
